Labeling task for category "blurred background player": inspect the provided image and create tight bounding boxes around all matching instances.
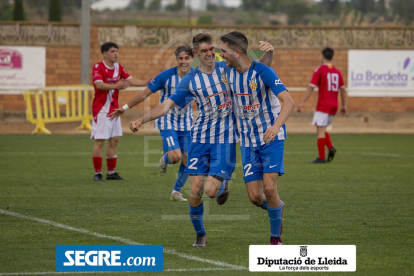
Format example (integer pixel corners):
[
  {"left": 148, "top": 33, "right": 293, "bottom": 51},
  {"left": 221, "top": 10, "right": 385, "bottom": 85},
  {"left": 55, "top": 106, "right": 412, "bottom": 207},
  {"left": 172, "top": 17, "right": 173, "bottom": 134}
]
[
  {"left": 220, "top": 31, "right": 295, "bottom": 245},
  {"left": 129, "top": 33, "right": 274, "bottom": 247},
  {"left": 297, "top": 47, "right": 347, "bottom": 163},
  {"left": 109, "top": 45, "right": 195, "bottom": 201},
  {"left": 91, "top": 42, "right": 150, "bottom": 181}
]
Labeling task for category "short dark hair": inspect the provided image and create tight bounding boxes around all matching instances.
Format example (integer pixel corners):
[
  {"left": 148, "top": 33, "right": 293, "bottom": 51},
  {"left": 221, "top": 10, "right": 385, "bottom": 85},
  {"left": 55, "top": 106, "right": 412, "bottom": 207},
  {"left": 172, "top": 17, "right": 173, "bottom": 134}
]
[
  {"left": 192, "top": 33, "right": 213, "bottom": 49},
  {"left": 322, "top": 47, "right": 334, "bottom": 61},
  {"left": 101, "top": 42, "right": 118, "bottom": 54},
  {"left": 220, "top": 31, "right": 248, "bottom": 54},
  {"left": 175, "top": 45, "right": 193, "bottom": 57}
]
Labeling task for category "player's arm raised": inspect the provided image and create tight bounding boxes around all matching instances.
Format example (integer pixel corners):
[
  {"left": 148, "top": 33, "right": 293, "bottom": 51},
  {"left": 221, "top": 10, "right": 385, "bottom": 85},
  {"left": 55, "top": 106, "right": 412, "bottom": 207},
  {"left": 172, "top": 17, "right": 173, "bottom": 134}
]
[
  {"left": 263, "top": 91, "right": 295, "bottom": 143},
  {"left": 257, "top": 41, "right": 274, "bottom": 67},
  {"left": 129, "top": 99, "right": 177, "bottom": 133},
  {"left": 109, "top": 87, "right": 153, "bottom": 120},
  {"left": 297, "top": 85, "right": 315, "bottom": 113}
]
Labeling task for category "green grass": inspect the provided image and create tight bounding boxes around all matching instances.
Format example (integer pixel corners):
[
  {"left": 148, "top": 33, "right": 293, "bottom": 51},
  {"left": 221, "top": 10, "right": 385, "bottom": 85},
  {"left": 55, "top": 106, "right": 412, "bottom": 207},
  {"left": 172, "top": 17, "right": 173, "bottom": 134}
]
[{"left": 0, "top": 134, "right": 413, "bottom": 276}]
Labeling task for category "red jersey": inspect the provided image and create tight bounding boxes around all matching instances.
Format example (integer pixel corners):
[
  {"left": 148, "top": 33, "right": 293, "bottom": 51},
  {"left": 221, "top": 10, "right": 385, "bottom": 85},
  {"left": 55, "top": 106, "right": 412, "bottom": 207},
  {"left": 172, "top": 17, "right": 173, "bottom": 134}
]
[
  {"left": 310, "top": 64, "right": 344, "bottom": 115},
  {"left": 92, "top": 61, "right": 131, "bottom": 117}
]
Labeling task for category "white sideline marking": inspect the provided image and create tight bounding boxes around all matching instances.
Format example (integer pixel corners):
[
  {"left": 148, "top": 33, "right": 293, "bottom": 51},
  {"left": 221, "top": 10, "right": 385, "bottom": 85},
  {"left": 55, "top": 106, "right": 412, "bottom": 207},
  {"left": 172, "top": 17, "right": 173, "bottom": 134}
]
[
  {"left": 1, "top": 151, "right": 411, "bottom": 158},
  {"left": 0, "top": 268, "right": 232, "bottom": 275},
  {"left": 0, "top": 209, "right": 247, "bottom": 271}
]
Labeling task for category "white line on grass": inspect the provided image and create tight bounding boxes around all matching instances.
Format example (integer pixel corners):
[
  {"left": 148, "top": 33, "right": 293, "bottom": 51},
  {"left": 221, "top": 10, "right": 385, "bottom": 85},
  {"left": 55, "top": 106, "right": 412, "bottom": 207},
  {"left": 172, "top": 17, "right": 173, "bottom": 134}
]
[
  {"left": 1, "top": 151, "right": 411, "bottom": 158},
  {"left": 0, "top": 209, "right": 247, "bottom": 271},
  {"left": 0, "top": 268, "right": 233, "bottom": 275}
]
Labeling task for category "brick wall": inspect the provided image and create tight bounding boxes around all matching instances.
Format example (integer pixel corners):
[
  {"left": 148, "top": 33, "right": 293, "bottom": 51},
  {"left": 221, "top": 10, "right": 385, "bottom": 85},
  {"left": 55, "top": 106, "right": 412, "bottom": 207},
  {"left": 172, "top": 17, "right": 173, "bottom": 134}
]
[{"left": 1, "top": 28, "right": 414, "bottom": 114}]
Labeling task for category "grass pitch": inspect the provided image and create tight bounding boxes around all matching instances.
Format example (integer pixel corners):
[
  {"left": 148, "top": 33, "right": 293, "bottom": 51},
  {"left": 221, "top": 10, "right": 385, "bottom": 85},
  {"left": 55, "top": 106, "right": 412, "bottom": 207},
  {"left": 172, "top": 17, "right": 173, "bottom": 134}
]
[{"left": 0, "top": 134, "right": 413, "bottom": 276}]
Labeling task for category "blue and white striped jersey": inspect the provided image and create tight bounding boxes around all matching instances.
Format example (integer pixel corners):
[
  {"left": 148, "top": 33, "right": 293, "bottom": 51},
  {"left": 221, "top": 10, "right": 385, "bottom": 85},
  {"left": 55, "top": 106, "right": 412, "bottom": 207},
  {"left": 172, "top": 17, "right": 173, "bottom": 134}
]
[
  {"left": 228, "top": 61, "right": 288, "bottom": 147},
  {"left": 147, "top": 67, "right": 194, "bottom": 131},
  {"left": 169, "top": 61, "right": 239, "bottom": 144}
]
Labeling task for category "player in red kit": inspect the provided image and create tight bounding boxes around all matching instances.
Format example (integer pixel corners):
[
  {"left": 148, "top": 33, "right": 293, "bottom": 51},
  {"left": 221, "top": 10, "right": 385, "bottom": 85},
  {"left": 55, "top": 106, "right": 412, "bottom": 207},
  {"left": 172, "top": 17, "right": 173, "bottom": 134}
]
[
  {"left": 91, "top": 42, "right": 150, "bottom": 181},
  {"left": 297, "top": 47, "right": 347, "bottom": 163}
]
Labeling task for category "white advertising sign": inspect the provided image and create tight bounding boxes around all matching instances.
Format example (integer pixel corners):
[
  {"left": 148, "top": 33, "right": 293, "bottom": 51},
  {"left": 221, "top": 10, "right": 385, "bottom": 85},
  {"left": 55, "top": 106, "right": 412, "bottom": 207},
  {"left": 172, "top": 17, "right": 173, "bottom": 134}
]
[
  {"left": 0, "top": 46, "right": 46, "bottom": 94},
  {"left": 250, "top": 245, "right": 356, "bottom": 272},
  {"left": 348, "top": 50, "right": 414, "bottom": 97}
]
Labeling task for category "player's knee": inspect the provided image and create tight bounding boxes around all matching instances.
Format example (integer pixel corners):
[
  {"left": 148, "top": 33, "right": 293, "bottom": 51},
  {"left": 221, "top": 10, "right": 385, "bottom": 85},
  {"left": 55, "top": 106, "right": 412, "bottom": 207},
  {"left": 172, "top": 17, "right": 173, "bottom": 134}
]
[
  {"left": 203, "top": 186, "right": 216, "bottom": 198},
  {"left": 248, "top": 193, "right": 264, "bottom": 206},
  {"left": 190, "top": 186, "right": 203, "bottom": 199},
  {"left": 169, "top": 152, "right": 181, "bottom": 164},
  {"left": 263, "top": 186, "right": 278, "bottom": 197}
]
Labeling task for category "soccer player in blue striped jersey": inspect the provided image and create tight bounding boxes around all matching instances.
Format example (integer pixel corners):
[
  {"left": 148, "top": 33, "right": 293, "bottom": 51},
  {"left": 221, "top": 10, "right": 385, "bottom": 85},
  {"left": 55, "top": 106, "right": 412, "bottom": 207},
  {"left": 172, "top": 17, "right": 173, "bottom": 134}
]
[
  {"left": 109, "top": 45, "right": 195, "bottom": 202},
  {"left": 220, "top": 31, "right": 295, "bottom": 245},
  {"left": 129, "top": 33, "right": 274, "bottom": 247}
]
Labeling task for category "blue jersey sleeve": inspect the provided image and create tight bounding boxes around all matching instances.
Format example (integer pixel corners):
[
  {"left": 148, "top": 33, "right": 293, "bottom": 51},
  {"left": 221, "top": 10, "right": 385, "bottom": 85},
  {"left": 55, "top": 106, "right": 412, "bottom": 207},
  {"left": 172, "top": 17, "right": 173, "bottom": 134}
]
[
  {"left": 260, "top": 65, "right": 288, "bottom": 96},
  {"left": 147, "top": 70, "right": 170, "bottom": 93},
  {"left": 169, "top": 75, "right": 194, "bottom": 108}
]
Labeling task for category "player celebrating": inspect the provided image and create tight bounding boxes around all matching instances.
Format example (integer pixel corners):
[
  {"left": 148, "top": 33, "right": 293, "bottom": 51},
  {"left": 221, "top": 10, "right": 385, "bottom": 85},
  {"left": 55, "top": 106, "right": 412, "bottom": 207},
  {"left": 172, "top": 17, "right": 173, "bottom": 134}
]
[
  {"left": 297, "top": 47, "right": 347, "bottom": 163},
  {"left": 220, "top": 31, "right": 295, "bottom": 245},
  {"left": 109, "top": 45, "right": 195, "bottom": 201},
  {"left": 91, "top": 42, "right": 150, "bottom": 181},
  {"left": 129, "top": 33, "right": 274, "bottom": 247}
]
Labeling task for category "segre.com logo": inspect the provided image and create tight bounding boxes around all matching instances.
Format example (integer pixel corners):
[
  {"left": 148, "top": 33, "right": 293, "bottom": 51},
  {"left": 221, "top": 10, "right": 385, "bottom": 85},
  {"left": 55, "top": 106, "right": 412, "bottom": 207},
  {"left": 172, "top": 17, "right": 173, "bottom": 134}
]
[{"left": 56, "top": 245, "right": 163, "bottom": 272}]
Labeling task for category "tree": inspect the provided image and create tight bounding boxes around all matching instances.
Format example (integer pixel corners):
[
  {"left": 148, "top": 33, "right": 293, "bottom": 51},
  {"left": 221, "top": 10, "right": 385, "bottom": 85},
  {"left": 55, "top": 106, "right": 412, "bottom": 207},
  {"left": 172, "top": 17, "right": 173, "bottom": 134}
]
[
  {"left": 0, "top": 2, "right": 14, "bottom": 21},
  {"left": 148, "top": 0, "right": 161, "bottom": 11},
  {"left": 320, "top": 0, "right": 341, "bottom": 15},
  {"left": 283, "top": 0, "right": 311, "bottom": 25},
  {"left": 48, "top": 0, "right": 62, "bottom": 22},
  {"left": 13, "top": 0, "right": 25, "bottom": 21},
  {"left": 391, "top": 0, "right": 414, "bottom": 24}
]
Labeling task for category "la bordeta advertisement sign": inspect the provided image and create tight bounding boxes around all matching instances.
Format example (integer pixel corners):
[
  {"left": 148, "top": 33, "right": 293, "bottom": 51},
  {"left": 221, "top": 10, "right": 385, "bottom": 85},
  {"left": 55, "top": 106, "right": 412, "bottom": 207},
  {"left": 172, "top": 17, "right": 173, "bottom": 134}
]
[
  {"left": 348, "top": 50, "right": 414, "bottom": 97},
  {"left": 0, "top": 46, "right": 46, "bottom": 94}
]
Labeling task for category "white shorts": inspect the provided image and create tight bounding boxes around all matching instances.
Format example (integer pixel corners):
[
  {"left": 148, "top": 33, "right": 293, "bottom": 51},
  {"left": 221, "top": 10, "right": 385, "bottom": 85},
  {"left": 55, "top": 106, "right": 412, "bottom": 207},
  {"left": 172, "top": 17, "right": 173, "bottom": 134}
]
[
  {"left": 312, "top": 111, "right": 335, "bottom": 127},
  {"left": 91, "top": 113, "right": 123, "bottom": 140}
]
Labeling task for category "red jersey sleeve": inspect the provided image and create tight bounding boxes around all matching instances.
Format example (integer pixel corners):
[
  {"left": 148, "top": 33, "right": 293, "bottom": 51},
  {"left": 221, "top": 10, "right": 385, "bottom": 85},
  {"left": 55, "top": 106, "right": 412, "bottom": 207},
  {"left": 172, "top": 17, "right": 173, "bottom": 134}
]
[
  {"left": 92, "top": 63, "right": 104, "bottom": 84},
  {"left": 310, "top": 67, "right": 320, "bottom": 87},
  {"left": 120, "top": 65, "right": 131, "bottom": 80}
]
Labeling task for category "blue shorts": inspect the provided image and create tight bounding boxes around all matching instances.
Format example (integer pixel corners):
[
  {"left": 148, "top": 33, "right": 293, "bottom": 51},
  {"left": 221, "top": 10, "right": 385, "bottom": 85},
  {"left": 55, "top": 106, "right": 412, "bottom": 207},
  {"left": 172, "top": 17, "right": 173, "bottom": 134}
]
[
  {"left": 185, "top": 142, "right": 236, "bottom": 180},
  {"left": 160, "top": 129, "right": 191, "bottom": 153},
  {"left": 241, "top": 140, "right": 285, "bottom": 183}
]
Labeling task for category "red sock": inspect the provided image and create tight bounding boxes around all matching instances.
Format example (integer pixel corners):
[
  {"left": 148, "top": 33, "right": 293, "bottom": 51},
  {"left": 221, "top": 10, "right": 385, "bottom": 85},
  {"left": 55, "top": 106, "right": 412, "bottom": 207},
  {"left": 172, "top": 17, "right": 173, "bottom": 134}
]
[
  {"left": 93, "top": 157, "right": 102, "bottom": 173},
  {"left": 325, "top": 132, "right": 333, "bottom": 150},
  {"left": 317, "top": 138, "right": 326, "bottom": 160},
  {"left": 107, "top": 156, "right": 117, "bottom": 172}
]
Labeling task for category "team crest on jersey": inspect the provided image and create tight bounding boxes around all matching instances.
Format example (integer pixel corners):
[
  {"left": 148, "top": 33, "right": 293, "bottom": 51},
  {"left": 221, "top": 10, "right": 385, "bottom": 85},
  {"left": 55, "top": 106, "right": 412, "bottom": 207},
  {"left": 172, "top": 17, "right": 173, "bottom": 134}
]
[
  {"left": 221, "top": 75, "right": 228, "bottom": 84},
  {"left": 249, "top": 79, "right": 257, "bottom": 90}
]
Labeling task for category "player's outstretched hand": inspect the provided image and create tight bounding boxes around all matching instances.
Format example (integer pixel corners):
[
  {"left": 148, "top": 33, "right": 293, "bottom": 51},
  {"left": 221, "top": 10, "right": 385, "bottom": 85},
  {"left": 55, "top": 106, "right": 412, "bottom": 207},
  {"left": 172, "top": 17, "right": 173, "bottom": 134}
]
[
  {"left": 145, "top": 78, "right": 152, "bottom": 85},
  {"left": 296, "top": 102, "right": 304, "bottom": 113},
  {"left": 109, "top": 108, "right": 125, "bottom": 121},
  {"left": 340, "top": 105, "right": 347, "bottom": 116},
  {"left": 263, "top": 126, "right": 278, "bottom": 143},
  {"left": 129, "top": 120, "right": 142, "bottom": 133},
  {"left": 259, "top": 41, "right": 274, "bottom": 52}
]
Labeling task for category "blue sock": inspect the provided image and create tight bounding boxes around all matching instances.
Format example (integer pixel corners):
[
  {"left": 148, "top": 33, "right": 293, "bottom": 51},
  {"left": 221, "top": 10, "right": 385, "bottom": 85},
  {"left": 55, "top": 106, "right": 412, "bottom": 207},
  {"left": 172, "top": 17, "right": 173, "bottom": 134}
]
[
  {"left": 173, "top": 163, "right": 188, "bottom": 192},
  {"left": 268, "top": 204, "right": 283, "bottom": 238},
  {"left": 189, "top": 203, "right": 206, "bottom": 235},
  {"left": 260, "top": 200, "right": 268, "bottom": 210},
  {"left": 214, "top": 179, "right": 227, "bottom": 198},
  {"left": 163, "top": 153, "right": 172, "bottom": 164}
]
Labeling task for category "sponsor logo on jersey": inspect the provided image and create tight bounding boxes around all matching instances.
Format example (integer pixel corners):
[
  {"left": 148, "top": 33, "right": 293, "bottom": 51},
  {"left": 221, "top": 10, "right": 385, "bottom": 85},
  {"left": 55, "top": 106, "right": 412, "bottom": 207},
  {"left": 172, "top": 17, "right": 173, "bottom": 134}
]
[
  {"left": 249, "top": 79, "right": 257, "bottom": 90},
  {"left": 275, "top": 79, "right": 283, "bottom": 86}
]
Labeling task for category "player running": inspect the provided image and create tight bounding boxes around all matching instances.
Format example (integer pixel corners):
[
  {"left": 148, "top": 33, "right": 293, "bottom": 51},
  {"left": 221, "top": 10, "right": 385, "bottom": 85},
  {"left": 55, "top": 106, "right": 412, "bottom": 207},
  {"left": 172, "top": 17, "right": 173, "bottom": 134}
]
[
  {"left": 129, "top": 33, "right": 274, "bottom": 247},
  {"left": 297, "top": 47, "right": 347, "bottom": 163},
  {"left": 109, "top": 45, "right": 195, "bottom": 201},
  {"left": 91, "top": 42, "right": 150, "bottom": 181},
  {"left": 220, "top": 31, "right": 295, "bottom": 245}
]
